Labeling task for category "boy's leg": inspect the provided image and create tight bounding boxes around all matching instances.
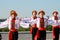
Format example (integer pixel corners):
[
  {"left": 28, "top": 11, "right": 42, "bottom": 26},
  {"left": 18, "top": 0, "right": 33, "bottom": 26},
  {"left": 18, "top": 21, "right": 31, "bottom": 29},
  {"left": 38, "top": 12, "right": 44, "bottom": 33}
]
[
  {"left": 8, "top": 31, "right": 12, "bottom": 40},
  {"left": 43, "top": 31, "right": 46, "bottom": 40},
  {"left": 53, "top": 28, "right": 59, "bottom": 40},
  {"left": 32, "top": 28, "right": 38, "bottom": 40},
  {"left": 12, "top": 31, "right": 18, "bottom": 40},
  {"left": 40, "top": 30, "right": 46, "bottom": 40}
]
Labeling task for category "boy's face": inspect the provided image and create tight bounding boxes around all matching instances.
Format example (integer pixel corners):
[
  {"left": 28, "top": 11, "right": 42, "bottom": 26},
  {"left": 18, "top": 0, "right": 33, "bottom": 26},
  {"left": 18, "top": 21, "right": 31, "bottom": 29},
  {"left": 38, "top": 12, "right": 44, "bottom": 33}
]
[
  {"left": 39, "top": 12, "right": 44, "bottom": 17},
  {"left": 11, "top": 14, "right": 16, "bottom": 19},
  {"left": 32, "top": 12, "right": 37, "bottom": 17},
  {"left": 53, "top": 13, "right": 57, "bottom": 16}
]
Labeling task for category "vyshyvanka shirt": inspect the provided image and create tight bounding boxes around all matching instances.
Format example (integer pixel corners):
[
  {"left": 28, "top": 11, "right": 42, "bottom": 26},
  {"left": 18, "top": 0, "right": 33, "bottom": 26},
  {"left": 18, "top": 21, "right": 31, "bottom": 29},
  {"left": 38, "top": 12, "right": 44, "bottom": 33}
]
[
  {"left": 48, "top": 16, "right": 60, "bottom": 26},
  {"left": 0, "top": 17, "right": 30, "bottom": 30}
]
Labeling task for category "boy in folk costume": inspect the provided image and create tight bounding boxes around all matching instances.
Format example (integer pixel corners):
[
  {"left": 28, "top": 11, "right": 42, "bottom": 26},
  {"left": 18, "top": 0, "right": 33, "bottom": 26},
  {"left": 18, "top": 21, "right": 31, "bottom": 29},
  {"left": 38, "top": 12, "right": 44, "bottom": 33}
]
[
  {"left": 8, "top": 10, "right": 19, "bottom": 40},
  {"left": 0, "top": 10, "right": 29, "bottom": 40},
  {"left": 30, "top": 10, "right": 38, "bottom": 40},
  {"left": 48, "top": 11, "right": 60, "bottom": 40},
  {"left": 34, "top": 10, "right": 48, "bottom": 40}
]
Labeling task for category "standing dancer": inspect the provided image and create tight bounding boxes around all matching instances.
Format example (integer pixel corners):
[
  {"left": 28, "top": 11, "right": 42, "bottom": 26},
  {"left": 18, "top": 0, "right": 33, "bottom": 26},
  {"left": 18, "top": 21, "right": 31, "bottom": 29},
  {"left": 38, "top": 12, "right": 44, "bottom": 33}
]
[
  {"left": 0, "top": 10, "right": 29, "bottom": 40},
  {"left": 35, "top": 10, "right": 48, "bottom": 40},
  {"left": 48, "top": 11, "right": 60, "bottom": 40},
  {"left": 30, "top": 10, "right": 38, "bottom": 40}
]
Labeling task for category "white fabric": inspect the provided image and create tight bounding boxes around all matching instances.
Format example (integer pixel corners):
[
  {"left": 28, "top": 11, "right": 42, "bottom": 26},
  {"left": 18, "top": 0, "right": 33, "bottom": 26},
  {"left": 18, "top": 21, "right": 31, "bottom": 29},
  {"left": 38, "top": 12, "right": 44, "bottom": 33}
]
[
  {"left": 0, "top": 19, "right": 8, "bottom": 28},
  {"left": 30, "top": 17, "right": 37, "bottom": 26},
  {"left": 8, "top": 17, "right": 20, "bottom": 29},
  {"left": 0, "top": 17, "right": 31, "bottom": 30},
  {"left": 48, "top": 16, "right": 60, "bottom": 26},
  {"left": 21, "top": 17, "right": 37, "bottom": 26},
  {"left": 20, "top": 21, "right": 30, "bottom": 28}
]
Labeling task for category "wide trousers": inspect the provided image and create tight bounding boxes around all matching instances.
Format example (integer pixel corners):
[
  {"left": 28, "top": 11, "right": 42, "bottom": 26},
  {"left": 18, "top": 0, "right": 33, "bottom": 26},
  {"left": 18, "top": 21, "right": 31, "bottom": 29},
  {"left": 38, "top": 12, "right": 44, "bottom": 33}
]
[
  {"left": 32, "top": 28, "right": 38, "bottom": 40},
  {"left": 53, "top": 28, "right": 59, "bottom": 40},
  {"left": 37, "top": 30, "right": 46, "bottom": 40},
  {"left": 8, "top": 31, "right": 18, "bottom": 40}
]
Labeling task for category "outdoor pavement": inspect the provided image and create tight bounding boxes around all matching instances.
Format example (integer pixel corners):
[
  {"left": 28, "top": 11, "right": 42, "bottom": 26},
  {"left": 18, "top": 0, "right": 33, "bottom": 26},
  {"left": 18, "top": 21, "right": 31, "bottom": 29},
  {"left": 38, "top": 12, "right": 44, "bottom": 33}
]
[{"left": 0, "top": 31, "right": 60, "bottom": 40}]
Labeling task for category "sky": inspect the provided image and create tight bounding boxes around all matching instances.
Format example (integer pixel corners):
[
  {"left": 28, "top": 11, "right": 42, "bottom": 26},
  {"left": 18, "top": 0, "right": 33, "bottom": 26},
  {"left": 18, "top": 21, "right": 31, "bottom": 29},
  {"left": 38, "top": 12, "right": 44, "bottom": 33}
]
[{"left": 0, "top": 0, "right": 60, "bottom": 18}]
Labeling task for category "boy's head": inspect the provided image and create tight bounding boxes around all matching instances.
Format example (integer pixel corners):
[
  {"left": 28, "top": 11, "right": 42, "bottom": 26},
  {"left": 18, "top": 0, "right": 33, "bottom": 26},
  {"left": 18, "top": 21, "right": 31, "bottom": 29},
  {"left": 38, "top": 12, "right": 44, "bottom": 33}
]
[
  {"left": 32, "top": 10, "right": 37, "bottom": 17},
  {"left": 10, "top": 10, "right": 17, "bottom": 19},
  {"left": 38, "top": 10, "right": 45, "bottom": 18},
  {"left": 52, "top": 11, "right": 58, "bottom": 16}
]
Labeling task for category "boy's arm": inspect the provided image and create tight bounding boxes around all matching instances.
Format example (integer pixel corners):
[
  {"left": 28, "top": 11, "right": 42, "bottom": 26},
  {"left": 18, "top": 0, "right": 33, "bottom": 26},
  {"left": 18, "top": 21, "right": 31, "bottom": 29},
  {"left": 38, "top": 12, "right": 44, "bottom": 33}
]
[
  {"left": 20, "top": 18, "right": 36, "bottom": 28},
  {"left": 19, "top": 17, "right": 31, "bottom": 28},
  {"left": 20, "top": 21, "right": 30, "bottom": 28},
  {"left": 47, "top": 17, "right": 53, "bottom": 25}
]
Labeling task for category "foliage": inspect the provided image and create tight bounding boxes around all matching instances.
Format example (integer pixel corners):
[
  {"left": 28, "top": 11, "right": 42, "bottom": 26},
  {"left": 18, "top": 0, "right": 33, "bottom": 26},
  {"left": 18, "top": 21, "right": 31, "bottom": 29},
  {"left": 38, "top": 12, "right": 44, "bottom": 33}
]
[{"left": 0, "top": 25, "right": 52, "bottom": 32}]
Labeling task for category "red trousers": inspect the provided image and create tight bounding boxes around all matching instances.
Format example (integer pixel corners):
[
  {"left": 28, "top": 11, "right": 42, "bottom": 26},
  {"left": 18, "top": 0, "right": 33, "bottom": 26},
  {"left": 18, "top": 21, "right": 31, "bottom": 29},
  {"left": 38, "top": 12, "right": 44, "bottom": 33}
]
[{"left": 8, "top": 31, "right": 12, "bottom": 40}]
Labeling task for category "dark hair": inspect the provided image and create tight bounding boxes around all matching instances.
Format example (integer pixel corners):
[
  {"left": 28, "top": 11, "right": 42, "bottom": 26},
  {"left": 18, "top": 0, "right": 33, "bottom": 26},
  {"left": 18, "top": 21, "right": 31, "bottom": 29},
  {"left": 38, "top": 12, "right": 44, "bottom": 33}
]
[
  {"left": 53, "top": 11, "right": 58, "bottom": 15},
  {"left": 32, "top": 10, "right": 37, "bottom": 15},
  {"left": 10, "top": 10, "right": 17, "bottom": 16},
  {"left": 38, "top": 10, "right": 45, "bottom": 15}
]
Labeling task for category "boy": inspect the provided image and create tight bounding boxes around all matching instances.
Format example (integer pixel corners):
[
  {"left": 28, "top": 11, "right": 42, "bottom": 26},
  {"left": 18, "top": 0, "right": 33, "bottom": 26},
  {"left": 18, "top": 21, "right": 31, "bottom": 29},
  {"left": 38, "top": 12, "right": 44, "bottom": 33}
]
[
  {"left": 35, "top": 10, "right": 48, "bottom": 40},
  {"left": 0, "top": 10, "right": 29, "bottom": 40},
  {"left": 48, "top": 11, "right": 60, "bottom": 40},
  {"left": 30, "top": 10, "right": 38, "bottom": 40}
]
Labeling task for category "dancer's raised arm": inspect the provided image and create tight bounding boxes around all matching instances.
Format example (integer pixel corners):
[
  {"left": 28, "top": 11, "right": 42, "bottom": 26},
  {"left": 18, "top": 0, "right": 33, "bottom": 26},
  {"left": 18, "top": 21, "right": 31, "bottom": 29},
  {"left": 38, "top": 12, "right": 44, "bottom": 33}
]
[
  {"left": 20, "top": 17, "right": 37, "bottom": 28},
  {"left": 20, "top": 17, "right": 31, "bottom": 28}
]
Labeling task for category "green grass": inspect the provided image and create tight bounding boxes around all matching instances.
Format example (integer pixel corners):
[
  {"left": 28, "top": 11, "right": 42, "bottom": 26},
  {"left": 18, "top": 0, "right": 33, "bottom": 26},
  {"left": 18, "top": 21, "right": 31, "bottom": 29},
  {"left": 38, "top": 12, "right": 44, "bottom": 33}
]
[{"left": 0, "top": 25, "right": 52, "bottom": 32}]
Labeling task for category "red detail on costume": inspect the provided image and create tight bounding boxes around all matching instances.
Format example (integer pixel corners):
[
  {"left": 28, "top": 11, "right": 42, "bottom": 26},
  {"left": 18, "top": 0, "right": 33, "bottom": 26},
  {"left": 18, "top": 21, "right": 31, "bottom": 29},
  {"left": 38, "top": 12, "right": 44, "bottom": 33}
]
[
  {"left": 34, "top": 31, "right": 39, "bottom": 40},
  {"left": 38, "top": 27, "right": 45, "bottom": 31},
  {"left": 54, "top": 16, "right": 58, "bottom": 20},
  {"left": 32, "top": 24, "right": 37, "bottom": 28},
  {"left": 38, "top": 18, "right": 45, "bottom": 31},
  {"left": 10, "top": 19, "right": 17, "bottom": 32},
  {"left": 30, "top": 24, "right": 37, "bottom": 34},
  {"left": 30, "top": 27, "right": 32, "bottom": 34},
  {"left": 40, "top": 18, "right": 44, "bottom": 27},
  {"left": 8, "top": 31, "right": 12, "bottom": 40},
  {"left": 30, "top": 16, "right": 37, "bottom": 34},
  {"left": 8, "top": 18, "right": 17, "bottom": 40},
  {"left": 33, "top": 16, "right": 37, "bottom": 19},
  {"left": 34, "top": 18, "right": 45, "bottom": 40}
]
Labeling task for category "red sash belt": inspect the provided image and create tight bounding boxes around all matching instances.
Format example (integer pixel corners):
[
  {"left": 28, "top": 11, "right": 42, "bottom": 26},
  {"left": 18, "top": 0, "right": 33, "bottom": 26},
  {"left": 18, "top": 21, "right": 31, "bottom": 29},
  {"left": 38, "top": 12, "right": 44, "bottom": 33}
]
[
  {"left": 38, "top": 27, "right": 45, "bottom": 31},
  {"left": 53, "top": 26, "right": 59, "bottom": 28},
  {"left": 32, "top": 24, "right": 37, "bottom": 28},
  {"left": 30, "top": 24, "right": 37, "bottom": 34},
  {"left": 10, "top": 29, "right": 17, "bottom": 32}
]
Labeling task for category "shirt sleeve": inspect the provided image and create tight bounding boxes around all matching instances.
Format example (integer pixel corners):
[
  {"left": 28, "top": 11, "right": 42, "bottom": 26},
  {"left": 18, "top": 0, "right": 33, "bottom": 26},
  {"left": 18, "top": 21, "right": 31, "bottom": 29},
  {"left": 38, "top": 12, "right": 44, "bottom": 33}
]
[
  {"left": 48, "top": 17, "right": 53, "bottom": 25},
  {"left": 0, "top": 19, "right": 9, "bottom": 28},
  {"left": 44, "top": 19, "right": 48, "bottom": 28},
  {"left": 20, "top": 18, "right": 31, "bottom": 28},
  {"left": 21, "top": 17, "right": 31, "bottom": 22},
  {"left": 58, "top": 17, "right": 60, "bottom": 25},
  {"left": 20, "top": 21, "right": 30, "bottom": 28},
  {"left": 30, "top": 19, "right": 37, "bottom": 26},
  {"left": 20, "top": 17, "right": 37, "bottom": 28}
]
